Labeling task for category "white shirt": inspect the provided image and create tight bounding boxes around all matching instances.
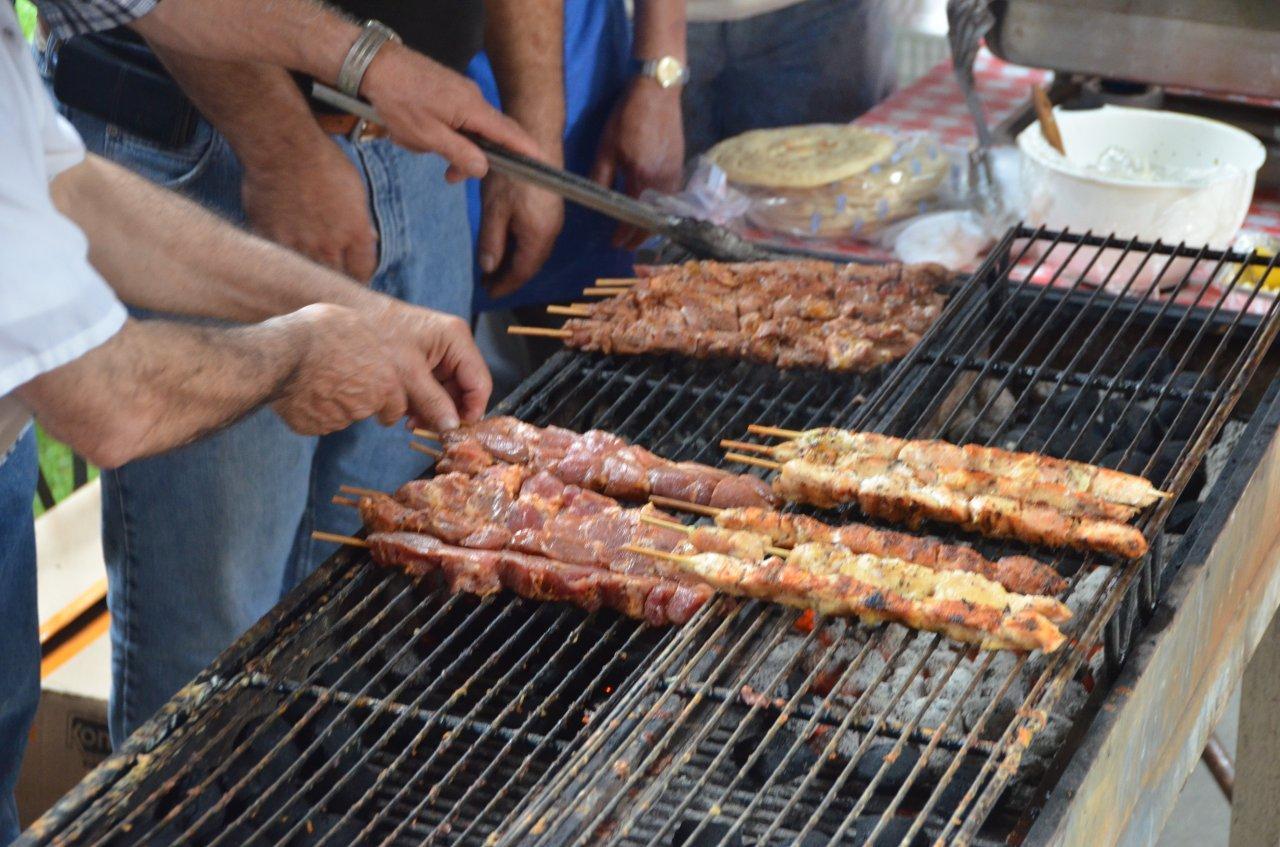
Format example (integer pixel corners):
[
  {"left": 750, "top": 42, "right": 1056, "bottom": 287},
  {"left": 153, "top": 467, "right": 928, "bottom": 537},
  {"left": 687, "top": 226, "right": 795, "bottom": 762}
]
[
  {"left": 686, "top": 0, "right": 806, "bottom": 23},
  {"left": 0, "top": 4, "right": 126, "bottom": 457}
]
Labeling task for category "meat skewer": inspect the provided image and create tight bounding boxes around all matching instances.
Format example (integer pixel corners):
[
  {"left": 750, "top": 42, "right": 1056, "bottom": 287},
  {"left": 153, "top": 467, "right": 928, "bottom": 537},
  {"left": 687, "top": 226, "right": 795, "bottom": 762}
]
[
  {"left": 638, "top": 516, "right": 1070, "bottom": 623},
  {"left": 724, "top": 451, "right": 1149, "bottom": 559},
  {"left": 511, "top": 259, "right": 952, "bottom": 373},
  {"left": 749, "top": 426, "right": 1168, "bottom": 509},
  {"left": 427, "top": 416, "right": 776, "bottom": 509},
  {"left": 648, "top": 497, "right": 1067, "bottom": 596},
  {"left": 370, "top": 532, "right": 709, "bottom": 625},
  {"left": 625, "top": 544, "right": 1065, "bottom": 652}
]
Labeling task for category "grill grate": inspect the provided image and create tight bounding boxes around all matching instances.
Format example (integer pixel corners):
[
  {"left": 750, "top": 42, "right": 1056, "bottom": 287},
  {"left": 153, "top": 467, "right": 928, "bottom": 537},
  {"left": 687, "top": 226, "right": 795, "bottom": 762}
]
[{"left": 21, "top": 227, "right": 1280, "bottom": 847}]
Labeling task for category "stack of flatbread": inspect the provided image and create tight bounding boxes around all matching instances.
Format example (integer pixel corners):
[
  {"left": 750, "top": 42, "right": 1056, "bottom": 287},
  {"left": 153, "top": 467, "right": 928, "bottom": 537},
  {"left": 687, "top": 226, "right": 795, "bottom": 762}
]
[{"left": 707, "top": 125, "right": 950, "bottom": 239}]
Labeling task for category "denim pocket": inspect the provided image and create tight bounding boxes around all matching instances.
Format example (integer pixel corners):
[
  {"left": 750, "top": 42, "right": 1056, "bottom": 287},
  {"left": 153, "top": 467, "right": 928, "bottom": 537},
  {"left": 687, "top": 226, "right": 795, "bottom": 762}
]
[{"left": 103, "top": 118, "right": 218, "bottom": 189}]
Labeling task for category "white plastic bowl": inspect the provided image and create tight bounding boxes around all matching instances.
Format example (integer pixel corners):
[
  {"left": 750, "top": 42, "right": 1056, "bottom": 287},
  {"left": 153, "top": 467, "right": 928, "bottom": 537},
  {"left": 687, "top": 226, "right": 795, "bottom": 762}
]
[
  {"left": 1016, "top": 105, "right": 1265, "bottom": 289},
  {"left": 1018, "top": 105, "right": 1264, "bottom": 245}
]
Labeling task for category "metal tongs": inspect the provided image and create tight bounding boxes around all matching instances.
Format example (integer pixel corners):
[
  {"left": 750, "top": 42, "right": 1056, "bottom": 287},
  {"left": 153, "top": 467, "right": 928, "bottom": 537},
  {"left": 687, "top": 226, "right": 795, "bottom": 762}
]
[
  {"left": 946, "top": 0, "right": 1006, "bottom": 223},
  {"left": 311, "top": 83, "right": 775, "bottom": 262}
]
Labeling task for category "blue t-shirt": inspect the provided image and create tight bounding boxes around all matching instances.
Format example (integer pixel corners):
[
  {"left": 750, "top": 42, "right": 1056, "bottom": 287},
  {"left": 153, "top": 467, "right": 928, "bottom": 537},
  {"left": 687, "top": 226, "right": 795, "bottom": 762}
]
[{"left": 468, "top": 0, "right": 637, "bottom": 313}]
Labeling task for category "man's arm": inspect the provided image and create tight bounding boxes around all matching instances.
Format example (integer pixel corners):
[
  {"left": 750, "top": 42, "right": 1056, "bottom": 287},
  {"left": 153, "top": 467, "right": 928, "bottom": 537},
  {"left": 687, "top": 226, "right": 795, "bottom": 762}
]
[
  {"left": 153, "top": 49, "right": 379, "bottom": 281},
  {"left": 17, "top": 305, "right": 403, "bottom": 469},
  {"left": 476, "top": 0, "right": 565, "bottom": 297},
  {"left": 51, "top": 154, "right": 492, "bottom": 426},
  {"left": 127, "top": 0, "right": 541, "bottom": 181},
  {"left": 591, "top": 0, "right": 687, "bottom": 248}
]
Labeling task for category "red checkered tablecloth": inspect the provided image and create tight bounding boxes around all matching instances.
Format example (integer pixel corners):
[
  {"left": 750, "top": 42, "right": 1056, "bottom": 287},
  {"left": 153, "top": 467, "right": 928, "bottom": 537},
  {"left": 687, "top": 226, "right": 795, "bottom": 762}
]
[
  {"left": 856, "top": 51, "right": 1048, "bottom": 147},
  {"left": 852, "top": 50, "right": 1280, "bottom": 241}
]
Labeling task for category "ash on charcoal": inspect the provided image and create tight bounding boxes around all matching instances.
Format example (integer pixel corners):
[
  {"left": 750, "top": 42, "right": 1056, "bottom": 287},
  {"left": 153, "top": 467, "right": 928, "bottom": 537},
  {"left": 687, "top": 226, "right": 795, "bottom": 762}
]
[
  {"left": 672, "top": 818, "right": 745, "bottom": 847},
  {"left": 853, "top": 739, "right": 922, "bottom": 788},
  {"left": 1203, "top": 420, "right": 1248, "bottom": 495},
  {"left": 942, "top": 382, "right": 1017, "bottom": 442}
]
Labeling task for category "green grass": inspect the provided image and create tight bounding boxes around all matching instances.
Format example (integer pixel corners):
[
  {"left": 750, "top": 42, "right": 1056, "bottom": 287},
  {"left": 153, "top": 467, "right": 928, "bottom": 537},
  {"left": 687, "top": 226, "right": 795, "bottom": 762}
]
[
  {"left": 16, "top": 0, "right": 36, "bottom": 40},
  {"left": 34, "top": 428, "right": 96, "bottom": 516}
]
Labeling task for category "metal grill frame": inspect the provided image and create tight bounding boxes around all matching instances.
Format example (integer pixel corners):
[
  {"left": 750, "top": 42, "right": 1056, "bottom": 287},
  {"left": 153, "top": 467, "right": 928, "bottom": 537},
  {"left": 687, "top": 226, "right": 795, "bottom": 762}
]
[{"left": 19, "top": 226, "right": 1280, "bottom": 847}]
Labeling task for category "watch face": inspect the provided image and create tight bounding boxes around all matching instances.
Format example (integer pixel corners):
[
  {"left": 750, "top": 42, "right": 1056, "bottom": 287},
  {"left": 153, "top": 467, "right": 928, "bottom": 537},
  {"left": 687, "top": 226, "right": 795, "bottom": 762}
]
[{"left": 655, "top": 56, "right": 684, "bottom": 88}]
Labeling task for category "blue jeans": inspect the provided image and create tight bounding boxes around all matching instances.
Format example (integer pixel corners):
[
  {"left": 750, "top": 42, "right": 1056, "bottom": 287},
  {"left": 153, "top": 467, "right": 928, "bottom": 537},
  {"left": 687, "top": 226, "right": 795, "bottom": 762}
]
[
  {"left": 51, "top": 65, "right": 474, "bottom": 743},
  {"left": 683, "top": 0, "right": 897, "bottom": 158},
  {"left": 0, "top": 427, "right": 38, "bottom": 845}
]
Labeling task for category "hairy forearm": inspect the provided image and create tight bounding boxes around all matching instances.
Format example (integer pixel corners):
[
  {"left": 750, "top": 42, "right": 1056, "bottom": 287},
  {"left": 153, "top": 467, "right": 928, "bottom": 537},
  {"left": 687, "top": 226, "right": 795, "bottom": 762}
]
[
  {"left": 131, "top": 0, "right": 359, "bottom": 86},
  {"left": 50, "top": 156, "right": 381, "bottom": 322},
  {"left": 484, "top": 0, "right": 565, "bottom": 158},
  {"left": 17, "top": 317, "right": 304, "bottom": 468},
  {"left": 150, "top": 47, "right": 329, "bottom": 172},
  {"left": 634, "top": 0, "right": 687, "bottom": 61}
]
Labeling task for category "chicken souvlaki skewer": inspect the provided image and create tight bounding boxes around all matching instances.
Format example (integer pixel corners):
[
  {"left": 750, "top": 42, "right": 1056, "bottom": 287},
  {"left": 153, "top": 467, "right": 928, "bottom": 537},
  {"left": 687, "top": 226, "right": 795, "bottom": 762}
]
[
  {"left": 725, "top": 430, "right": 1165, "bottom": 560},
  {"left": 756, "top": 427, "right": 1169, "bottom": 511},
  {"left": 650, "top": 498, "right": 1067, "bottom": 596},
  {"left": 626, "top": 540, "right": 1067, "bottom": 653}
]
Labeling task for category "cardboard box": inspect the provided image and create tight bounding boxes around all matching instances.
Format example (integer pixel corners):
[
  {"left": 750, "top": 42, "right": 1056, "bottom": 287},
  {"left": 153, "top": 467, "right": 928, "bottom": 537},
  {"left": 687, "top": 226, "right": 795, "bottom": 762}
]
[
  {"left": 16, "top": 480, "right": 111, "bottom": 828},
  {"left": 15, "top": 632, "right": 111, "bottom": 828}
]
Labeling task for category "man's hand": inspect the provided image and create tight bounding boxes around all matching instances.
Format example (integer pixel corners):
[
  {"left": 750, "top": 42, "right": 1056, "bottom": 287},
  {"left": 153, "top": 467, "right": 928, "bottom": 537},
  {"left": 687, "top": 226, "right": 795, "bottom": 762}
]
[
  {"left": 365, "top": 300, "right": 492, "bottom": 430},
  {"left": 241, "top": 135, "right": 379, "bottom": 282},
  {"left": 591, "top": 79, "right": 686, "bottom": 248},
  {"left": 478, "top": 172, "right": 565, "bottom": 299},
  {"left": 362, "top": 43, "right": 543, "bottom": 183},
  {"left": 271, "top": 303, "right": 406, "bottom": 434}
]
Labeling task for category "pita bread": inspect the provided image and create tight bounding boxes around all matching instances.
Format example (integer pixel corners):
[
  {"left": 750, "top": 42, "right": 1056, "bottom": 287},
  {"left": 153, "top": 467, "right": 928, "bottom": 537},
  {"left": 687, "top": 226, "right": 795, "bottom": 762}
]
[{"left": 708, "top": 124, "right": 896, "bottom": 189}]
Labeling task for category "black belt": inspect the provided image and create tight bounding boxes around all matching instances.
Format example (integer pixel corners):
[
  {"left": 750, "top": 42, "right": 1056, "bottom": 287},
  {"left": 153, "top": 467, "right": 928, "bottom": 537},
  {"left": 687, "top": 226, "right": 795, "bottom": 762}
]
[{"left": 51, "top": 30, "right": 202, "bottom": 148}]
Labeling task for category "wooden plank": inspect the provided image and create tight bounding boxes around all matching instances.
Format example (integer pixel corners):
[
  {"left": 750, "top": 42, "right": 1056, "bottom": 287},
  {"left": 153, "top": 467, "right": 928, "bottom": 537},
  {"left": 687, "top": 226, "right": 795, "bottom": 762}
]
[
  {"left": 1028, "top": 389, "right": 1280, "bottom": 847},
  {"left": 1230, "top": 608, "right": 1280, "bottom": 847},
  {"left": 38, "top": 577, "right": 107, "bottom": 645},
  {"left": 40, "top": 611, "right": 110, "bottom": 679}
]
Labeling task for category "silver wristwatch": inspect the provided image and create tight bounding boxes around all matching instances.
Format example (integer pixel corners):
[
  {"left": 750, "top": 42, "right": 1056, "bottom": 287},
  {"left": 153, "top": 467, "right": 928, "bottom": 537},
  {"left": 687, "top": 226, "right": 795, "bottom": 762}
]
[
  {"left": 637, "top": 56, "right": 690, "bottom": 89},
  {"left": 337, "top": 20, "right": 401, "bottom": 98}
]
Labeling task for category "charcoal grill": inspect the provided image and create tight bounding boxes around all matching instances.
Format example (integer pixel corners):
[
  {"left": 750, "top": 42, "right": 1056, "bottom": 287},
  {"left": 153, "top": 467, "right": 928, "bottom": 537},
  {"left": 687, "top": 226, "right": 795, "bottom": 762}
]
[{"left": 19, "top": 227, "right": 1280, "bottom": 847}]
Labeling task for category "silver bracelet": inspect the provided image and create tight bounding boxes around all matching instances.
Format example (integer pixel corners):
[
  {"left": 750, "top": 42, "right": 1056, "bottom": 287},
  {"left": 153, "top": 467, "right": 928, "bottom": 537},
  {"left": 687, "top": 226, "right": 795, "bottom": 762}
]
[{"left": 337, "top": 20, "right": 401, "bottom": 98}]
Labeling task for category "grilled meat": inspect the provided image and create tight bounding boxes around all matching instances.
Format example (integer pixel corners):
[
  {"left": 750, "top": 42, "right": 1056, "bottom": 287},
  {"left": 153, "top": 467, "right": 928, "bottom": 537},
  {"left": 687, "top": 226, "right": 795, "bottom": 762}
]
[
  {"left": 713, "top": 507, "right": 1067, "bottom": 595},
  {"left": 773, "top": 458, "right": 1149, "bottom": 559},
  {"left": 657, "top": 545, "right": 1065, "bottom": 652},
  {"left": 561, "top": 260, "right": 949, "bottom": 372},
  {"left": 360, "top": 473, "right": 702, "bottom": 587},
  {"left": 368, "top": 532, "right": 709, "bottom": 625},
  {"left": 436, "top": 417, "right": 776, "bottom": 509},
  {"left": 776, "top": 429, "right": 1166, "bottom": 510}
]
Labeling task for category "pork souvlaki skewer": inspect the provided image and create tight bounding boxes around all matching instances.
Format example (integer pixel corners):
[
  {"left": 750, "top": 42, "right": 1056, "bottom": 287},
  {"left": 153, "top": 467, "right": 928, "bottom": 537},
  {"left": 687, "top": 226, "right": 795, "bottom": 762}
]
[
  {"left": 425, "top": 416, "right": 777, "bottom": 509},
  {"left": 626, "top": 545, "right": 1066, "bottom": 653}
]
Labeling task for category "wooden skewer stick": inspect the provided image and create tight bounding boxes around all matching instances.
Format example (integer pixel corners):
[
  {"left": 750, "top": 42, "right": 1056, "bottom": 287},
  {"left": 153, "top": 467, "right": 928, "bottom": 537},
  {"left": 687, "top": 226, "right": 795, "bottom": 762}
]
[
  {"left": 623, "top": 544, "right": 693, "bottom": 565},
  {"left": 581, "top": 288, "right": 622, "bottom": 296},
  {"left": 638, "top": 514, "right": 790, "bottom": 557},
  {"left": 547, "top": 304, "right": 591, "bottom": 317},
  {"left": 595, "top": 278, "right": 637, "bottom": 287},
  {"left": 332, "top": 495, "right": 357, "bottom": 508},
  {"left": 720, "top": 439, "right": 778, "bottom": 455},
  {"left": 747, "top": 424, "right": 804, "bottom": 439},
  {"left": 639, "top": 514, "right": 691, "bottom": 533},
  {"left": 339, "top": 484, "right": 382, "bottom": 498},
  {"left": 410, "top": 441, "right": 443, "bottom": 458},
  {"left": 649, "top": 496, "right": 722, "bottom": 517},
  {"left": 313, "top": 531, "right": 369, "bottom": 548},
  {"left": 412, "top": 428, "right": 439, "bottom": 441},
  {"left": 508, "top": 326, "right": 573, "bottom": 339},
  {"left": 724, "top": 451, "right": 783, "bottom": 471}
]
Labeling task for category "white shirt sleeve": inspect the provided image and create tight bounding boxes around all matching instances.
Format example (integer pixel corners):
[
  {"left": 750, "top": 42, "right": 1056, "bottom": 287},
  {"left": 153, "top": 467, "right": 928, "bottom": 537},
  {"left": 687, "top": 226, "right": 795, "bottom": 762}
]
[{"left": 0, "top": 9, "right": 126, "bottom": 398}]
